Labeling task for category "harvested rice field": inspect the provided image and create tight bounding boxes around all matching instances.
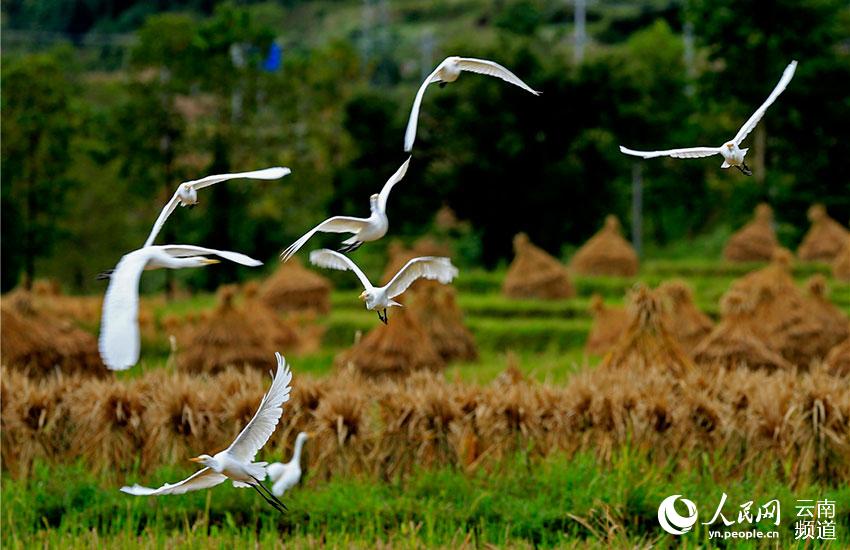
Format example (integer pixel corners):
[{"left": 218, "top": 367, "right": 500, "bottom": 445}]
[{"left": 3, "top": 256, "right": 849, "bottom": 547}]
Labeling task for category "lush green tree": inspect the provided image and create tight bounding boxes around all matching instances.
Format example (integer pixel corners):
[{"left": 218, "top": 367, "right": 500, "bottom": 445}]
[{"left": 1, "top": 47, "right": 80, "bottom": 290}]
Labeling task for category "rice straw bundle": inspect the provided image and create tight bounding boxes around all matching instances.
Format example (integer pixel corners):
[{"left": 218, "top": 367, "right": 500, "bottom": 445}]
[
  {"left": 570, "top": 215, "right": 639, "bottom": 277},
  {"left": 658, "top": 280, "right": 714, "bottom": 352},
  {"left": 723, "top": 203, "right": 778, "bottom": 262},
  {"left": 67, "top": 377, "right": 149, "bottom": 474},
  {"left": 692, "top": 291, "right": 792, "bottom": 371},
  {"left": 797, "top": 204, "right": 850, "bottom": 262},
  {"left": 259, "top": 258, "right": 332, "bottom": 314},
  {"left": 833, "top": 237, "right": 850, "bottom": 282},
  {"left": 600, "top": 285, "right": 694, "bottom": 377},
  {"left": 407, "top": 284, "right": 478, "bottom": 362},
  {"left": 824, "top": 337, "right": 850, "bottom": 376},
  {"left": 502, "top": 233, "right": 574, "bottom": 300},
  {"left": 335, "top": 308, "right": 444, "bottom": 378},
  {"left": 178, "top": 285, "right": 293, "bottom": 374},
  {"left": 1, "top": 291, "right": 107, "bottom": 377},
  {"left": 584, "top": 294, "right": 628, "bottom": 355}
]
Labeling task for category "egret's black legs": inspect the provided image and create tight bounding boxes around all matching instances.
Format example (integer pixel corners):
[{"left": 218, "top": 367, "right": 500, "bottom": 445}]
[
  {"left": 250, "top": 482, "right": 284, "bottom": 513},
  {"left": 378, "top": 309, "right": 388, "bottom": 324},
  {"left": 337, "top": 241, "right": 363, "bottom": 254},
  {"left": 438, "top": 81, "right": 448, "bottom": 88},
  {"left": 96, "top": 269, "right": 114, "bottom": 281},
  {"left": 250, "top": 474, "right": 288, "bottom": 512},
  {"left": 736, "top": 163, "right": 753, "bottom": 176}
]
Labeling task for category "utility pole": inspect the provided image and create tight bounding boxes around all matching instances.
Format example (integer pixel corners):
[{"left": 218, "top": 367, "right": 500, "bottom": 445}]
[
  {"left": 631, "top": 162, "right": 643, "bottom": 258},
  {"left": 573, "top": 0, "right": 586, "bottom": 64}
]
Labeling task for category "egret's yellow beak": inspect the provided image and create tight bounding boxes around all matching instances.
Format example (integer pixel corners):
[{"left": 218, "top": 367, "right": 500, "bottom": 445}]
[
  {"left": 189, "top": 456, "right": 203, "bottom": 463},
  {"left": 358, "top": 291, "right": 367, "bottom": 301},
  {"left": 201, "top": 258, "right": 220, "bottom": 266},
  {"left": 726, "top": 143, "right": 734, "bottom": 149}
]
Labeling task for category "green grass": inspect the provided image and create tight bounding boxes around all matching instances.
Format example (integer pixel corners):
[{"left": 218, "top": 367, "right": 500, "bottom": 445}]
[{"left": 4, "top": 452, "right": 848, "bottom": 548}]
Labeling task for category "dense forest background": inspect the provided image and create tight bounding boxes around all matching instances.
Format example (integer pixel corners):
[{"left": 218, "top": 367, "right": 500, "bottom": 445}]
[{"left": 2, "top": 0, "right": 849, "bottom": 293}]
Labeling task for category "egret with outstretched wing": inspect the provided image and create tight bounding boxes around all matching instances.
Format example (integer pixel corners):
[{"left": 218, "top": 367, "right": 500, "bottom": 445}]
[
  {"left": 404, "top": 56, "right": 540, "bottom": 152},
  {"left": 309, "top": 249, "right": 458, "bottom": 323},
  {"left": 121, "top": 353, "right": 293, "bottom": 512},
  {"left": 281, "top": 158, "right": 410, "bottom": 261},
  {"left": 98, "top": 245, "right": 262, "bottom": 371},
  {"left": 144, "top": 167, "right": 291, "bottom": 247},
  {"left": 619, "top": 60, "right": 797, "bottom": 176}
]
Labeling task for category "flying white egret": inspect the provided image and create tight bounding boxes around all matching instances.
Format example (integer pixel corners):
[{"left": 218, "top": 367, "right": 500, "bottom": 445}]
[
  {"left": 619, "top": 60, "right": 798, "bottom": 175},
  {"left": 98, "top": 245, "right": 262, "bottom": 371},
  {"left": 144, "top": 167, "right": 291, "bottom": 247},
  {"left": 280, "top": 157, "right": 411, "bottom": 262},
  {"left": 121, "top": 352, "right": 293, "bottom": 513},
  {"left": 404, "top": 56, "right": 540, "bottom": 152},
  {"left": 266, "top": 432, "right": 310, "bottom": 498},
  {"left": 309, "top": 249, "right": 458, "bottom": 323}
]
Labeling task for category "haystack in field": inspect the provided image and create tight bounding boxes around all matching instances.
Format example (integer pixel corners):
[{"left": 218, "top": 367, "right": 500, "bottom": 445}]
[
  {"left": 336, "top": 308, "right": 444, "bottom": 378},
  {"left": 30, "top": 279, "right": 103, "bottom": 327},
  {"left": 692, "top": 291, "right": 792, "bottom": 371},
  {"left": 600, "top": 285, "right": 694, "bottom": 377},
  {"left": 585, "top": 294, "right": 628, "bottom": 355},
  {"left": 723, "top": 203, "right": 778, "bottom": 262},
  {"left": 502, "top": 233, "right": 574, "bottom": 300},
  {"left": 1, "top": 292, "right": 106, "bottom": 377},
  {"left": 797, "top": 204, "right": 849, "bottom": 261},
  {"left": 178, "top": 286, "right": 293, "bottom": 374},
  {"left": 825, "top": 337, "right": 850, "bottom": 377},
  {"left": 658, "top": 280, "right": 713, "bottom": 352},
  {"left": 803, "top": 275, "right": 850, "bottom": 350},
  {"left": 833, "top": 237, "right": 850, "bottom": 282},
  {"left": 67, "top": 377, "right": 149, "bottom": 474},
  {"left": 408, "top": 284, "right": 478, "bottom": 362},
  {"left": 259, "top": 258, "right": 332, "bottom": 314},
  {"left": 570, "top": 215, "right": 639, "bottom": 277},
  {"left": 732, "top": 251, "right": 838, "bottom": 365}
]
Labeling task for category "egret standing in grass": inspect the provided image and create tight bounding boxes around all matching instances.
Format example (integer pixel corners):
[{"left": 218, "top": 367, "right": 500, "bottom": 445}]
[
  {"left": 266, "top": 432, "right": 310, "bottom": 498},
  {"left": 280, "top": 158, "right": 411, "bottom": 261},
  {"left": 309, "top": 249, "right": 458, "bottom": 323},
  {"left": 144, "top": 167, "right": 291, "bottom": 247},
  {"left": 619, "top": 60, "right": 797, "bottom": 175},
  {"left": 404, "top": 56, "right": 540, "bottom": 152},
  {"left": 121, "top": 353, "right": 293, "bottom": 513},
  {"left": 98, "top": 245, "right": 262, "bottom": 371}
]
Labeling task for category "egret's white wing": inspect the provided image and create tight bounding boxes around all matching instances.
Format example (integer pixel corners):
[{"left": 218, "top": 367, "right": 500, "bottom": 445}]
[
  {"left": 456, "top": 57, "right": 541, "bottom": 96},
  {"left": 143, "top": 167, "right": 290, "bottom": 247},
  {"left": 377, "top": 157, "right": 411, "bottom": 212},
  {"left": 619, "top": 145, "right": 720, "bottom": 159},
  {"left": 309, "top": 249, "right": 373, "bottom": 290},
  {"left": 280, "top": 216, "right": 371, "bottom": 262},
  {"left": 404, "top": 65, "right": 444, "bottom": 152},
  {"left": 187, "top": 167, "right": 291, "bottom": 190},
  {"left": 120, "top": 467, "right": 226, "bottom": 496},
  {"left": 99, "top": 249, "right": 150, "bottom": 371},
  {"left": 144, "top": 194, "right": 181, "bottom": 248},
  {"left": 733, "top": 60, "right": 797, "bottom": 145},
  {"left": 160, "top": 245, "right": 263, "bottom": 267},
  {"left": 384, "top": 257, "right": 458, "bottom": 299},
  {"left": 226, "top": 353, "right": 293, "bottom": 462}
]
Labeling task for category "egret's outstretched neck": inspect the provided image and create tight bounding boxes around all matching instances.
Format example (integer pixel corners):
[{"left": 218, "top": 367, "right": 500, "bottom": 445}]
[{"left": 291, "top": 436, "right": 307, "bottom": 465}]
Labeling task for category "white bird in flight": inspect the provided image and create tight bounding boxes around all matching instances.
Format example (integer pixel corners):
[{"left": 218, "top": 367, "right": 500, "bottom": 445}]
[
  {"left": 280, "top": 158, "right": 411, "bottom": 262},
  {"left": 619, "top": 60, "right": 798, "bottom": 176},
  {"left": 121, "top": 352, "right": 293, "bottom": 513},
  {"left": 309, "top": 249, "right": 458, "bottom": 323},
  {"left": 144, "top": 167, "right": 291, "bottom": 247},
  {"left": 266, "top": 431, "right": 310, "bottom": 498},
  {"left": 404, "top": 56, "right": 540, "bottom": 152},
  {"left": 98, "top": 245, "right": 262, "bottom": 370}
]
